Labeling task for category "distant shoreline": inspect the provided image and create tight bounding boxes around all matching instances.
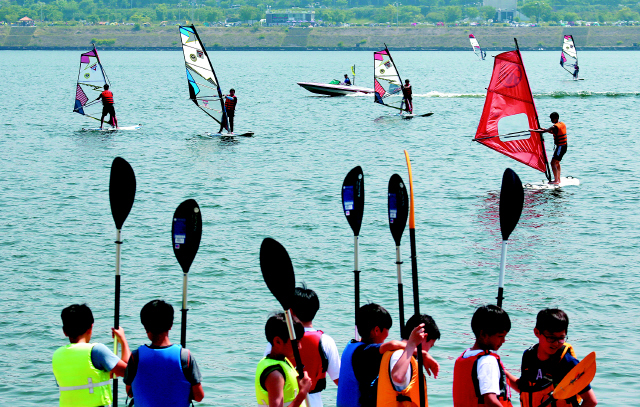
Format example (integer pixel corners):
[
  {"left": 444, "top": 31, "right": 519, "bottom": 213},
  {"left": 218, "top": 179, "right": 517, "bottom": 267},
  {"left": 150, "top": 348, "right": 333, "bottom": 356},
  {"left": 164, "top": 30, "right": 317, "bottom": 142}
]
[{"left": 2, "top": 25, "right": 640, "bottom": 50}]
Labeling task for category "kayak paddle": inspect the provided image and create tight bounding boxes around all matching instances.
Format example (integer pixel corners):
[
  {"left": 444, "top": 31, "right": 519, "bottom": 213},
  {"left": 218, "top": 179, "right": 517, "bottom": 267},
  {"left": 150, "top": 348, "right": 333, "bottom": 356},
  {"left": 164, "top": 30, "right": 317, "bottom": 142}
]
[
  {"left": 171, "top": 199, "right": 202, "bottom": 348},
  {"left": 341, "top": 166, "right": 364, "bottom": 340},
  {"left": 404, "top": 151, "right": 426, "bottom": 407},
  {"left": 388, "top": 174, "right": 409, "bottom": 336},
  {"left": 540, "top": 352, "right": 596, "bottom": 407},
  {"left": 259, "top": 238, "right": 310, "bottom": 406},
  {"left": 497, "top": 168, "right": 524, "bottom": 308},
  {"left": 108, "top": 157, "right": 136, "bottom": 407}
]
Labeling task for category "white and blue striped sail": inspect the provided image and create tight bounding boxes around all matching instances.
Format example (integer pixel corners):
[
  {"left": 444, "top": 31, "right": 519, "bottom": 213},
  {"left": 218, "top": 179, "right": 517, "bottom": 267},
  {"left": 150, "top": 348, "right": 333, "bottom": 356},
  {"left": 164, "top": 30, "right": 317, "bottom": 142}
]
[
  {"left": 179, "top": 25, "right": 228, "bottom": 130},
  {"left": 469, "top": 34, "right": 486, "bottom": 60}
]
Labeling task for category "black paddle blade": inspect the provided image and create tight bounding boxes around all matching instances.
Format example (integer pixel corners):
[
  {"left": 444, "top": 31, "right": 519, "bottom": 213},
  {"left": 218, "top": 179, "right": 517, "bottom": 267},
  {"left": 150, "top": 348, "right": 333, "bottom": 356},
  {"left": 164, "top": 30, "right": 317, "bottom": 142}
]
[
  {"left": 259, "top": 238, "right": 295, "bottom": 310},
  {"left": 388, "top": 174, "right": 409, "bottom": 246},
  {"left": 109, "top": 157, "right": 136, "bottom": 230},
  {"left": 172, "top": 199, "right": 202, "bottom": 274},
  {"left": 342, "top": 166, "right": 365, "bottom": 237},
  {"left": 499, "top": 168, "right": 524, "bottom": 241}
]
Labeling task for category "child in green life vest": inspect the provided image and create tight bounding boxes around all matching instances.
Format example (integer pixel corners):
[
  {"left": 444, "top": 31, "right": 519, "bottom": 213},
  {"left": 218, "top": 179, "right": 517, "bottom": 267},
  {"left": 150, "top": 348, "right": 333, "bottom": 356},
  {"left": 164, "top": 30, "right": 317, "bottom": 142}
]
[
  {"left": 256, "top": 313, "right": 312, "bottom": 407},
  {"left": 506, "top": 308, "right": 598, "bottom": 407},
  {"left": 52, "top": 304, "right": 130, "bottom": 407},
  {"left": 124, "top": 299, "right": 204, "bottom": 406}
]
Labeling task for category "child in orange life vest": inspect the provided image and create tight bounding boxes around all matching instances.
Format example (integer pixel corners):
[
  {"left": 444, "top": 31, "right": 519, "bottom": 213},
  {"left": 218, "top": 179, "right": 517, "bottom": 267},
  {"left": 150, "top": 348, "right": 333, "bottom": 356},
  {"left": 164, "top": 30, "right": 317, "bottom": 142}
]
[
  {"left": 336, "top": 303, "right": 407, "bottom": 407},
  {"left": 452, "top": 305, "right": 514, "bottom": 407},
  {"left": 506, "top": 309, "right": 597, "bottom": 407},
  {"left": 256, "top": 313, "right": 312, "bottom": 407},
  {"left": 377, "top": 314, "right": 441, "bottom": 407},
  {"left": 124, "top": 300, "right": 205, "bottom": 406},
  {"left": 264, "top": 284, "right": 341, "bottom": 407},
  {"left": 532, "top": 112, "right": 567, "bottom": 185},
  {"left": 52, "top": 304, "right": 130, "bottom": 407}
]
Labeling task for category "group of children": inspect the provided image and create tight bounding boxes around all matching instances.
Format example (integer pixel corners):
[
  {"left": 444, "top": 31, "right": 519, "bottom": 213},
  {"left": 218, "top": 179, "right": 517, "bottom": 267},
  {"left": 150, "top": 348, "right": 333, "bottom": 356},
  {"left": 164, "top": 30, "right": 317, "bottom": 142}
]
[{"left": 53, "top": 289, "right": 596, "bottom": 407}]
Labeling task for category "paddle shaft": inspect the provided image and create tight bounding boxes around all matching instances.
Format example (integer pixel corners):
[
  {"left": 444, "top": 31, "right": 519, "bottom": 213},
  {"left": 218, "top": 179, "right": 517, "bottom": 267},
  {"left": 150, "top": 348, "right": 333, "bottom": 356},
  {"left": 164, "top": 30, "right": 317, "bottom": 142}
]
[
  {"left": 354, "top": 235, "right": 360, "bottom": 341},
  {"left": 396, "top": 245, "right": 405, "bottom": 336},
  {"left": 113, "top": 229, "right": 122, "bottom": 407},
  {"left": 181, "top": 272, "right": 189, "bottom": 348},
  {"left": 284, "top": 309, "right": 311, "bottom": 407},
  {"left": 497, "top": 240, "right": 508, "bottom": 308}
]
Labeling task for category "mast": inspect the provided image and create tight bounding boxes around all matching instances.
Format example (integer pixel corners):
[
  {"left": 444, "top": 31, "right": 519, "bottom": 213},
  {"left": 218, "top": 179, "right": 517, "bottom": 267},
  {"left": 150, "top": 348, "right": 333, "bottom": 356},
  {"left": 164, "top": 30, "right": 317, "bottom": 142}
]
[
  {"left": 514, "top": 38, "right": 552, "bottom": 181},
  {"left": 383, "top": 44, "right": 409, "bottom": 113}
]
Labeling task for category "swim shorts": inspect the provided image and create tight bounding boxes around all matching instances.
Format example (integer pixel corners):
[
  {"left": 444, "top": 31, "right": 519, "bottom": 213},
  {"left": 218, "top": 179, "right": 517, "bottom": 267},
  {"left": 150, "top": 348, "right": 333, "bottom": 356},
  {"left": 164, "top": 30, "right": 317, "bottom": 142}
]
[{"left": 553, "top": 144, "right": 567, "bottom": 161}]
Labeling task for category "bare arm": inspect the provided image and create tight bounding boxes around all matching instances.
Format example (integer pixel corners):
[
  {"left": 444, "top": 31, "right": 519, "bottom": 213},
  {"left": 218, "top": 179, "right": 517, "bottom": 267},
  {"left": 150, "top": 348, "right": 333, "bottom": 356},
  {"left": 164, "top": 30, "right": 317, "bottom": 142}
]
[
  {"left": 265, "top": 370, "right": 286, "bottom": 407},
  {"left": 191, "top": 383, "right": 205, "bottom": 402},
  {"left": 379, "top": 340, "right": 406, "bottom": 354},
  {"left": 578, "top": 389, "right": 597, "bottom": 407},
  {"left": 483, "top": 393, "right": 506, "bottom": 407},
  {"left": 391, "top": 324, "right": 425, "bottom": 383},
  {"left": 421, "top": 350, "right": 439, "bottom": 378},
  {"left": 110, "top": 327, "right": 130, "bottom": 377},
  {"left": 504, "top": 370, "right": 520, "bottom": 393}
]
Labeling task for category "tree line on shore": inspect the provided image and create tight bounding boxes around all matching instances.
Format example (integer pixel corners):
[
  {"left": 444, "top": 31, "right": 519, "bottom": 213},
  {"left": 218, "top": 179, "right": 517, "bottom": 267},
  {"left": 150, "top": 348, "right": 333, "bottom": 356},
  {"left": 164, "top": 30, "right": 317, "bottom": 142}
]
[{"left": 1, "top": 0, "right": 639, "bottom": 26}]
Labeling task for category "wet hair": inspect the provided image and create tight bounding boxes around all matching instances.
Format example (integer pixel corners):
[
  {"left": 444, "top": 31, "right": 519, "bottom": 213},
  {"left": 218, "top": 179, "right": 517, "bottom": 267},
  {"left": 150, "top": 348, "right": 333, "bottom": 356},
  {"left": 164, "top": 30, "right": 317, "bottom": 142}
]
[
  {"left": 291, "top": 283, "right": 319, "bottom": 323},
  {"left": 61, "top": 304, "right": 94, "bottom": 338},
  {"left": 402, "top": 314, "right": 441, "bottom": 342},
  {"left": 535, "top": 308, "right": 569, "bottom": 333},
  {"left": 265, "top": 312, "right": 305, "bottom": 345},
  {"left": 356, "top": 303, "right": 392, "bottom": 341},
  {"left": 140, "top": 300, "right": 174, "bottom": 334},
  {"left": 471, "top": 304, "right": 511, "bottom": 337},
  {"left": 550, "top": 112, "right": 559, "bottom": 121},
  {"left": 104, "top": 84, "right": 110, "bottom": 90}
]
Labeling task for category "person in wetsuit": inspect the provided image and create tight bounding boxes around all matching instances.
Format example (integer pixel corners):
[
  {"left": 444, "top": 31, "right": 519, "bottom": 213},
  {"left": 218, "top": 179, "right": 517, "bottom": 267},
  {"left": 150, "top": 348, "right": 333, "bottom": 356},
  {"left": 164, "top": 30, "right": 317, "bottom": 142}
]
[
  {"left": 401, "top": 79, "right": 413, "bottom": 114},
  {"left": 95, "top": 84, "right": 118, "bottom": 129}
]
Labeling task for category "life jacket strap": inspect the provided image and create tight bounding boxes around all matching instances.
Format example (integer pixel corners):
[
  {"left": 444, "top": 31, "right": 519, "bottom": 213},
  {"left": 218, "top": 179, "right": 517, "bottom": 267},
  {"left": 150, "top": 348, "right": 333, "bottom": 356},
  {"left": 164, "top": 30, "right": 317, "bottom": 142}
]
[{"left": 58, "top": 377, "right": 111, "bottom": 393}]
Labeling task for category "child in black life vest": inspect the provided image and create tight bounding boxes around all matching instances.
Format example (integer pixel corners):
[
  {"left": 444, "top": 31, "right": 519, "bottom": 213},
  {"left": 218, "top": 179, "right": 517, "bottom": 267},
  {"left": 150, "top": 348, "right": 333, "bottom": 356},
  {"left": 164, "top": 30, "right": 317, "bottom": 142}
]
[
  {"left": 452, "top": 304, "right": 514, "bottom": 407},
  {"left": 507, "top": 309, "right": 597, "bottom": 407}
]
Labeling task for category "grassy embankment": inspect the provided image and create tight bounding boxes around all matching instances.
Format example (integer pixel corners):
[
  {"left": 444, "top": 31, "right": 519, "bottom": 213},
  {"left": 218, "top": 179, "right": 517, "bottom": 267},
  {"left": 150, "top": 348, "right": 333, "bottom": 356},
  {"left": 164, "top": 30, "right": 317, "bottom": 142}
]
[{"left": 1, "top": 25, "right": 639, "bottom": 50}]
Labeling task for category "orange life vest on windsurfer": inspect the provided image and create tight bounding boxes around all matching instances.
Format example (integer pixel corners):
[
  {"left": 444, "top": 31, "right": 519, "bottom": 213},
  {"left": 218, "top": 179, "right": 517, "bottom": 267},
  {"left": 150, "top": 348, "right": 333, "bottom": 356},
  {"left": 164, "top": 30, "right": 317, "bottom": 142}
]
[{"left": 219, "top": 88, "right": 237, "bottom": 134}]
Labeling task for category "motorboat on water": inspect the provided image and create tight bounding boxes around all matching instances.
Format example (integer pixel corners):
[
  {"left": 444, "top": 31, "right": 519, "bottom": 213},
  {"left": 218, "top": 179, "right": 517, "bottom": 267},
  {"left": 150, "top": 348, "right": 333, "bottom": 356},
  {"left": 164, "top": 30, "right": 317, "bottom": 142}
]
[{"left": 297, "top": 81, "right": 374, "bottom": 96}]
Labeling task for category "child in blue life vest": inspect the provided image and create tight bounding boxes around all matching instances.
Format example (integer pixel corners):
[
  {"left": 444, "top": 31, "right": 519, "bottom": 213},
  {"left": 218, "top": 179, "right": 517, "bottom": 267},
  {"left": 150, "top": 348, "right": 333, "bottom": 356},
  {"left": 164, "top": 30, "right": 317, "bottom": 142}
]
[
  {"left": 376, "top": 314, "right": 441, "bottom": 407},
  {"left": 255, "top": 313, "right": 312, "bottom": 407},
  {"left": 506, "top": 309, "right": 598, "bottom": 407},
  {"left": 263, "top": 284, "right": 340, "bottom": 407},
  {"left": 336, "top": 303, "right": 408, "bottom": 407},
  {"left": 52, "top": 304, "right": 130, "bottom": 407},
  {"left": 124, "top": 300, "right": 204, "bottom": 407},
  {"left": 452, "top": 305, "right": 514, "bottom": 407}
]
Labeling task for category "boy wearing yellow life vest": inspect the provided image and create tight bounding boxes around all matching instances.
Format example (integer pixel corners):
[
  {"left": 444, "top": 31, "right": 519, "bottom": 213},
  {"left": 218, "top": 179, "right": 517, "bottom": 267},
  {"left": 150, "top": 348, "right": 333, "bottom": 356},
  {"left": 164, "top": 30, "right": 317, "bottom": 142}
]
[
  {"left": 507, "top": 309, "right": 598, "bottom": 407},
  {"left": 336, "top": 303, "right": 407, "bottom": 407},
  {"left": 452, "top": 305, "right": 513, "bottom": 407},
  {"left": 376, "top": 314, "right": 441, "bottom": 407},
  {"left": 52, "top": 304, "right": 130, "bottom": 407},
  {"left": 124, "top": 300, "right": 205, "bottom": 407},
  {"left": 263, "top": 285, "right": 341, "bottom": 407},
  {"left": 533, "top": 112, "right": 568, "bottom": 185},
  {"left": 255, "top": 313, "right": 312, "bottom": 407}
]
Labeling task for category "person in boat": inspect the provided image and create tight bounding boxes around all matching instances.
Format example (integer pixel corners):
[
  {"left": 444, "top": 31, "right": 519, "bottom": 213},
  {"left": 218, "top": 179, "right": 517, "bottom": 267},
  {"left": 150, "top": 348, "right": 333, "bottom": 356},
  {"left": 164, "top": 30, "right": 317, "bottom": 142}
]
[
  {"left": 263, "top": 285, "right": 341, "bottom": 407},
  {"left": 506, "top": 309, "right": 598, "bottom": 407},
  {"left": 219, "top": 88, "right": 237, "bottom": 134},
  {"left": 401, "top": 79, "right": 413, "bottom": 114},
  {"left": 336, "top": 303, "right": 407, "bottom": 407},
  {"left": 343, "top": 74, "right": 352, "bottom": 86},
  {"left": 532, "top": 112, "right": 567, "bottom": 185},
  {"left": 255, "top": 313, "right": 312, "bottom": 407},
  {"left": 452, "top": 304, "right": 514, "bottom": 407},
  {"left": 125, "top": 300, "right": 205, "bottom": 406},
  {"left": 52, "top": 304, "right": 130, "bottom": 407},
  {"left": 376, "top": 314, "right": 440, "bottom": 407},
  {"left": 573, "top": 64, "right": 579, "bottom": 79},
  {"left": 94, "top": 84, "right": 118, "bottom": 129}
]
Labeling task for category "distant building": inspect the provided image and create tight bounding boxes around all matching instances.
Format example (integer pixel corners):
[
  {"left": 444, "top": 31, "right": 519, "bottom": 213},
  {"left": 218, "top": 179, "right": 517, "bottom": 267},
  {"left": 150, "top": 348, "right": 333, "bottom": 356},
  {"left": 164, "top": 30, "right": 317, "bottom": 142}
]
[
  {"left": 18, "top": 16, "right": 34, "bottom": 26},
  {"left": 266, "top": 9, "right": 314, "bottom": 26},
  {"left": 483, "top": 0, "right": 516, "bottom": 21}
]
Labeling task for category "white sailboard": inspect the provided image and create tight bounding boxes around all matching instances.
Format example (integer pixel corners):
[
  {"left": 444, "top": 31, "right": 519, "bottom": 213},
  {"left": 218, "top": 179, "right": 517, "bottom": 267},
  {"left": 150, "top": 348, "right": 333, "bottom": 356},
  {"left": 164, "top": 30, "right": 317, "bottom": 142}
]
[{"left": 524, "top": 177, "right": 580, "bottom": 190}]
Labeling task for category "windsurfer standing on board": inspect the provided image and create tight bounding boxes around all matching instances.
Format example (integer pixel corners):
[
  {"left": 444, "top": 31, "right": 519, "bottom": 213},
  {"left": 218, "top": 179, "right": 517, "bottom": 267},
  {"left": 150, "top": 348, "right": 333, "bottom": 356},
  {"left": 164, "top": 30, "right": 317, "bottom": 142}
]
[
  {"left": 573, "top": 64, "right": 579, "bottom": 79},
  {"left": 95, "top": 84, "right": 118, "bottom": 129},
  {"left": 219, "top": 88, "right": 237, "bottom": 135},
  {"left": 532, "top": 112, "right": 567, "bottom": 185},
  {"left": 401, "top": 79, "right": 413, "bottom": 114}
]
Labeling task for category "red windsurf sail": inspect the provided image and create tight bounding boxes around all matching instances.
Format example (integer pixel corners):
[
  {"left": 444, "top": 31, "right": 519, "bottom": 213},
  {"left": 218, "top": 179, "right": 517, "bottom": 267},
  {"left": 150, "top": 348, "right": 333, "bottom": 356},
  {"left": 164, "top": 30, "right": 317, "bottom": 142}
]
[{"left": 475, "top": 46, "right": 551, "bottom": 180}]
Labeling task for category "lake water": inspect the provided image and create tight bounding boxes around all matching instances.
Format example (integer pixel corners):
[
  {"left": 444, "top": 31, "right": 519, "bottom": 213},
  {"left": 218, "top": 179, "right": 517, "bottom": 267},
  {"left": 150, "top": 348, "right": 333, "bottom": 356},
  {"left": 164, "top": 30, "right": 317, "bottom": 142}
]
[{"left": 0, "top": 48, "right": 638, "bottom": 406}]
